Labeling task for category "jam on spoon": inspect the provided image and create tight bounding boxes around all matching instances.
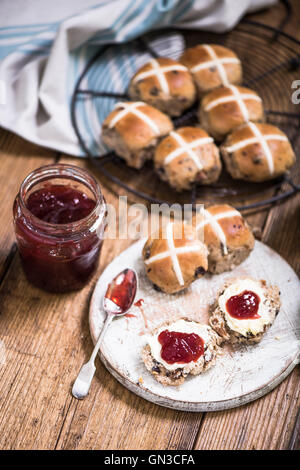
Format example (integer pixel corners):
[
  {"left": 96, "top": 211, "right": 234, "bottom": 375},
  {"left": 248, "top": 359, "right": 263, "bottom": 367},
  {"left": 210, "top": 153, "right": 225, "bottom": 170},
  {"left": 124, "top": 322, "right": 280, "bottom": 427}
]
[
  {"left": 72, "top": 269, "right": 137, "bottom": 399},
  {"left": 226, "top": 290, "right": 261, "bottom": 319},
  {"left": 158, "top": 330, "right": 204, "bottom": 364},
  {"left": 104, "top": 269, "right": 137, "bottom": 314}
]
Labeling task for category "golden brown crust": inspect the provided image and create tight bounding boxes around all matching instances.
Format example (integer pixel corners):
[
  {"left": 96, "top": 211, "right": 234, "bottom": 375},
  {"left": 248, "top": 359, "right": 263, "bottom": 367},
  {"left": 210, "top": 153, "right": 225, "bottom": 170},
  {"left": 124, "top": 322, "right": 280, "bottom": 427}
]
[
  {"left": 193, "top": 204, "right": 255, "bottom": 273},
  {"left": 143, "top": 222, "right": 208, "bottom": 294},
  {"left": 204, "top": 204, "right": 254, "bottom": 249},
  {"left": 180, "top": 45, "right": 242, "bottom": 96},
  {"left": 102, "top": 102, "right": 173, "bottom": 168},
  {"left": 220, "top": 123, "right": 296, "bottom": 182},
  {"left": 209, "top": 279, "right": 281, "bottom": 344},
  {"left": 154, "top": 126, "right": 222, "bottom": 191},
  {"left": 128, "top": 58, "right": 196, "bottom": 116},
  {"left": 142, "top": 344, "right": 186, "bottom": 386},
  {"left": 199, "top": 86, "right": 264, "bottom": 140}
]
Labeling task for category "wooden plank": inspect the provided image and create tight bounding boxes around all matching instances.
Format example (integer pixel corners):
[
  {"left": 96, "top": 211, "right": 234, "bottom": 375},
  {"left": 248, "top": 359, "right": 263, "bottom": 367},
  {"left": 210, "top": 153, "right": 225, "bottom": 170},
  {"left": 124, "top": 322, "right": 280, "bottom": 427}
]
[
  {"left": 194, "top": 367, "right": 300, "bottom": 450},
  {"left": 0, "top": 175, "right": 132, "bottom": 449},
  {"left": 288, "top": 408, "right": 300, "bottom": 450},
  {"left": 0, "top": 130, "right": 57, "bottom": 449},
  {"left": 0, "top": 254, "right": 93, "bottom": 449}
]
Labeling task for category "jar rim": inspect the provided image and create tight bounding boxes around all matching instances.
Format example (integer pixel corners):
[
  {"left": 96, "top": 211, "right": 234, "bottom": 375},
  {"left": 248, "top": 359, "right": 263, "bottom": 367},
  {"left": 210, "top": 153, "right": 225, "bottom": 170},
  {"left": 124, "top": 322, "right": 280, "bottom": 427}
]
[{"left": 18, "top": 163, "right": 105, "bottom": 235}]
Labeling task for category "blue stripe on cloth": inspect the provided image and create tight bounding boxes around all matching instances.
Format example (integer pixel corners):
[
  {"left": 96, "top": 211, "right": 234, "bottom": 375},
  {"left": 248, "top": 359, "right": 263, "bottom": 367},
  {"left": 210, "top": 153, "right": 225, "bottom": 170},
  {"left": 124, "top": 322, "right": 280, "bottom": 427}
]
[
  {"left": 156, "top": 0, "right": 177, "bottom": 12},
  {"left": 0, "top": 1, "right": 110, "bottom": 58},
  {"left": 0, "top": 29, "right": 50, "bottom": 39},
  {"left": 0, "top": 23, "right": 57, "bottom": 32},
  {"left": 0, "top": 25, "right": 57, "bottom": 59},
  {"left": 173, "top": 0, "right": 195, "bottom": 22},
  {"left": 87, "top": 0, "right": 144, "bottom": 44}
]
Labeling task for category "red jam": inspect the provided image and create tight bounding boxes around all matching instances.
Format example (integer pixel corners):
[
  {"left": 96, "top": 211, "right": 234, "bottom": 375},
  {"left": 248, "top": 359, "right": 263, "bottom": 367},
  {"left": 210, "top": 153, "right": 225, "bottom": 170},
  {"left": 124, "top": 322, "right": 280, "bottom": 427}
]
[
  {"left": 158, "top": 330, "right": 204, "bottom": 364},
  {"left": 13, "top": 164, "right": 106, "bottom": 293},
  {"left": 134, "top": 299, "right": 144, "bottom": 308},
  {"left": 105, "top": 269, "right": 137, "bottom": 314},
  {"left": 26, "top": 185, "right": 96, "bottom": 224},
  {"left": 133, "top": 298, "right": 148, "bottom": 329},
  {"left": 226, "top": 290, "right": 261, "bottom": 319}
]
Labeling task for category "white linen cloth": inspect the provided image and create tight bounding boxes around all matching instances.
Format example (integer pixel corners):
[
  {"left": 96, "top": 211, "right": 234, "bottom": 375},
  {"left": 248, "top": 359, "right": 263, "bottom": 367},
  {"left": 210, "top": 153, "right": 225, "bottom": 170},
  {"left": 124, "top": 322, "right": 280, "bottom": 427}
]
[{"left": 0, "top": 0, "right": 277, "bottom": 156}]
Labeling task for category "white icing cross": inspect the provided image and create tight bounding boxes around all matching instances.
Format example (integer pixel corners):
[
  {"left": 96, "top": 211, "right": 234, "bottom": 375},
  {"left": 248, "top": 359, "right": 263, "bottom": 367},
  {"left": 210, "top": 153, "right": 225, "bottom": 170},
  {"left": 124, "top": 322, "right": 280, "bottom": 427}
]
[
  {"left": 204, "top": 85, "right": 262, "bottom": 122},
  {"left": 109, "top": 101, "right": 160, "bottom": 135},
  {"left": 145, "top": 222, "right": 203, "bottom": 286},
  {"left": 132, "top": 58, "right": 188, "bottom": 95},
  {"left": 224, "top": 122, "right": 288, "bottom": 174},
  {"left": 191, "top": 45, "right": 240, "bottom": 86},
  {"left": 164, "top": 131, "right": 214, "bottom": 169},
  {"left": 196, "top": 209, "right": 241, "bottom": 255}
]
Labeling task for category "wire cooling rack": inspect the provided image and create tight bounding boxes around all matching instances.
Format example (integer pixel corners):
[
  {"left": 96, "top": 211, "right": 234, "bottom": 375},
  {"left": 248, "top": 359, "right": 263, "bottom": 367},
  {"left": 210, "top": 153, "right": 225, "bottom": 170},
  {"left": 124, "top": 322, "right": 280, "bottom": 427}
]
[{"left": 71, "top": 4, "right": 300, "bottom": 211}]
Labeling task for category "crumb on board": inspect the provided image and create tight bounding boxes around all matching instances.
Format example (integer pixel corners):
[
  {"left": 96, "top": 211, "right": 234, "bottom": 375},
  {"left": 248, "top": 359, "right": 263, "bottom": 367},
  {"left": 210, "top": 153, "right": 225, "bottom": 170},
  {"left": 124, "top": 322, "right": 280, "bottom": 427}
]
[{"left": 138, "top": 376, "right": 144, "bottom": 385}]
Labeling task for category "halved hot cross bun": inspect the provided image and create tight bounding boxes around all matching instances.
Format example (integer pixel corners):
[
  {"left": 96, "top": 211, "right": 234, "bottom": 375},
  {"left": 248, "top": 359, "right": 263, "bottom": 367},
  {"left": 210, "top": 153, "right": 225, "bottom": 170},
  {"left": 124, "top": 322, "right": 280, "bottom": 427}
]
[
  {"left": 199, "top": 85, "right": 264, "bottom": 140},
  {"left": 154, "top": 126, "right": 221, "bottom": 191},
  {"left": 180, "top": 44, "right": 242, "bottom": 96},
  {"left": 193, "top": 204, "right": 255, "bottom": 274},
  {"left": 102, "top": 101, "right": 173, "bottom": 169},
  {"left": 128, "top": 57, "right": 196, "bottom": 117},
  {"left": 143, "top": 222, "right": 208, "bottom": 294},
  {"left": 142, "top": 318, "right": 221, "bottom": 386},
  {"left": 220, "top": 122, "right": 296, "bottom": 182},
  {"left": 209, "top": 278, "right": 281, "bottom": 344}
]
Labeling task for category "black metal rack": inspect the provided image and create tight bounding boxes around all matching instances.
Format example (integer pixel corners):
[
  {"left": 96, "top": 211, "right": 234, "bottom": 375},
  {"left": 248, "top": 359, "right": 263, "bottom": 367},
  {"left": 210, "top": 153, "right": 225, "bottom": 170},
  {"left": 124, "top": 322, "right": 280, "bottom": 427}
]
[{"left": 71, "top": 1, "right": 300, "bottom": 212}]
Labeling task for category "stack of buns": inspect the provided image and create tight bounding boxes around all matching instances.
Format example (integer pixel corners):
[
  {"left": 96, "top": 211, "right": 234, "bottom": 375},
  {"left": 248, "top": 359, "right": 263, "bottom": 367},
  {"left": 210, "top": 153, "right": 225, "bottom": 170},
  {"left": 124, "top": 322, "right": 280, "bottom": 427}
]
[{"left": 102, "top": 43, "right": 295, "bottom": 190}]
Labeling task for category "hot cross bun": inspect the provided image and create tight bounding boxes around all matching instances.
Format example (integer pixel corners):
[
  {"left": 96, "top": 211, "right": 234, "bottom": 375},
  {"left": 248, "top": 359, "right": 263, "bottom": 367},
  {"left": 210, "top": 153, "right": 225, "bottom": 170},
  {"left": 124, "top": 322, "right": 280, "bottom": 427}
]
[
  {"left": 154, "top": 126, "right": 221, "bottom": 191},
  {"left": 194, "top": 204, "right": 255, "bottom": 274},
  {"left": 221, "top": 122, "right": 296, "bottom": 182},
  {"left": 143, "top": 222, "right": 208, "bottom": 294},
  {"left": 128, "top": 57, "right": 196, "bottom": 117},
  {"left": 180, "top": 44, "right": 242, "bottom": 96},
  {"left": 209, "top": 278, "right": 281, "bottom": 344},
  {"left": 102, "top": 101, "right": 173, "bottom": 169},
  {"left": 199, "top": 85, "right": 264, "bottom": 140}
]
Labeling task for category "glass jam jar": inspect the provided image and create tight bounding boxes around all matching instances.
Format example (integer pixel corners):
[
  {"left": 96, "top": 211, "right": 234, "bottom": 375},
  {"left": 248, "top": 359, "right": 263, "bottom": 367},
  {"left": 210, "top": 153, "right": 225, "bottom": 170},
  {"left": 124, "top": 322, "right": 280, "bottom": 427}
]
[{"left": 13, "top": 164, "right": 107, "bottom": 293}]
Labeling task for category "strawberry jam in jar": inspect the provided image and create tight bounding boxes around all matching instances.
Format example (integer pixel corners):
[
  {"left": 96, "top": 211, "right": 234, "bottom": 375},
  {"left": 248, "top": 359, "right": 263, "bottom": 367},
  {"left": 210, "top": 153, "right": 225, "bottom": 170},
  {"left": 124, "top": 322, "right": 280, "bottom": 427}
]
[{"left": 13, "top": 164, "right": 106, "bottom": 293}]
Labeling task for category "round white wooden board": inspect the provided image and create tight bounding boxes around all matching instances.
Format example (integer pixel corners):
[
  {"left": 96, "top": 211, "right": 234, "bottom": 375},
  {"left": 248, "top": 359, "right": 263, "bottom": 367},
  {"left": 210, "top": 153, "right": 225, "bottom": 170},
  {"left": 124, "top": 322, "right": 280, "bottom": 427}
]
[{"left": 89, "top": 240, "right": 300, "bottom": 412}]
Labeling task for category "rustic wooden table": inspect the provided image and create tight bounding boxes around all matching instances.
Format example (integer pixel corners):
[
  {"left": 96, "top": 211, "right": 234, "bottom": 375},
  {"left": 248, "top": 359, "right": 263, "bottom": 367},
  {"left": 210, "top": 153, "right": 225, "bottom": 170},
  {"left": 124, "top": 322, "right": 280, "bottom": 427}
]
[{"left": 0, "top": 1, "right": 299, "bottom": 450}]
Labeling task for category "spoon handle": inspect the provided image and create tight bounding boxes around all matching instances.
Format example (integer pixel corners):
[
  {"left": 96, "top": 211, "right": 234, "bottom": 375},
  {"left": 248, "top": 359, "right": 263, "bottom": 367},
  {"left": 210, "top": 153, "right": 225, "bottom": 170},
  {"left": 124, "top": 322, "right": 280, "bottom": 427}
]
[
  {"left": 91, "top": 314, "right": 113, "bottom": 362},
  {"left": 72, "top": 314, "right": 113, "bottom": 399}
]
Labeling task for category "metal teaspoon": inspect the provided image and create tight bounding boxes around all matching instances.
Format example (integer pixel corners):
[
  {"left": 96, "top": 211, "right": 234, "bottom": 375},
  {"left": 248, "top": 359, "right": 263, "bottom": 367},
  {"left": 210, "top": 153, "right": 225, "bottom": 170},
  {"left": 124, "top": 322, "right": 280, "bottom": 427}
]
[{"left": 72, "top": 268, "right": 137, "bottom": 399}]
